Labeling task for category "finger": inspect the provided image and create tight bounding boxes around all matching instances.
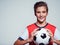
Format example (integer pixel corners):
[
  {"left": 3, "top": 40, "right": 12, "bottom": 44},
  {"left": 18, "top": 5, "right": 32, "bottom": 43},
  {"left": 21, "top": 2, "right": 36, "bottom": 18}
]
[
  {"left": 33, "top": 31, "right": 38, "bottom": 36},
  {"left": 31, "top": 28, "right": 39, "bottom": 37},
  {"left": 46, "top": 29, "right": 52, "bottom": 34},
  {"left": 46, "top": 29, "right": 53, "bottom": 37},
  {"left": 32, "top": 28, "right": 39, "bottom": 34}
]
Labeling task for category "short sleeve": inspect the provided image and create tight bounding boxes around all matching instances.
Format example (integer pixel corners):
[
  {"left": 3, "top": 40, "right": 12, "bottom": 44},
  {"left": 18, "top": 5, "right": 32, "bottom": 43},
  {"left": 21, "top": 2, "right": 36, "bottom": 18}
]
[
  {"left": 18, "top": 28, "right": 29, "bottom": 40},
  {"left": 54, "top": 28, "right": 60, "bottom": 40},
  {"left": 53, "top": 28, "right": 60, "bottom": 45}
]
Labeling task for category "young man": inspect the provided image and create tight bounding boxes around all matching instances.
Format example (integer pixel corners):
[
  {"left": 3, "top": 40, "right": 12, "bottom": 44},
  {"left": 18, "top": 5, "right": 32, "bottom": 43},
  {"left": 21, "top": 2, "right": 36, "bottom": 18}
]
[{"left": 14, "top": 1, "right": 60, "bottom": 45}]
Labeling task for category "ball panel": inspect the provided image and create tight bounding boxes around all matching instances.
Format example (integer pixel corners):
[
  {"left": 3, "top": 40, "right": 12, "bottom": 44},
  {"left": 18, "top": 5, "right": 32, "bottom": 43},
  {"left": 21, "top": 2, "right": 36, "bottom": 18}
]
[
  {"left": 34, "top": 36, "right": 36, "bottom": 41},
  {"left": 41, "top": 33, "right": 46, "bottom": 39},
  {"left": 39, "top": 43, "right": 44, "bottom": 45}
]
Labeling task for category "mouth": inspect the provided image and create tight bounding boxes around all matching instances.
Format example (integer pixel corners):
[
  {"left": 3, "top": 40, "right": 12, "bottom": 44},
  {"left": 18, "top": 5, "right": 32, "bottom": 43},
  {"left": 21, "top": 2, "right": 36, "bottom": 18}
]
[
  {"left": 39, "top": 17, "right": 45, "bottom": 21},
  {"left": 37, "top": 16, "right": 46, "bottom": 23}
]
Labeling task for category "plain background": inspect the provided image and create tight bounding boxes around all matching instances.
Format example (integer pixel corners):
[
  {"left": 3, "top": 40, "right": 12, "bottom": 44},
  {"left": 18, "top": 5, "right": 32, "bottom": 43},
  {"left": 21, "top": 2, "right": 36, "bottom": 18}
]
[{"left": 0, "top": 0, "right": 60, "bottom": 45}]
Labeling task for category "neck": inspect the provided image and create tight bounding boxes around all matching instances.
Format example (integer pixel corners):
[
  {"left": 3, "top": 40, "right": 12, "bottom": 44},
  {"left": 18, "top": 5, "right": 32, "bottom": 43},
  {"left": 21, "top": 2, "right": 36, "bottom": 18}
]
[{"left": 36, "top": 21, "right": 47, "bottom": 27}]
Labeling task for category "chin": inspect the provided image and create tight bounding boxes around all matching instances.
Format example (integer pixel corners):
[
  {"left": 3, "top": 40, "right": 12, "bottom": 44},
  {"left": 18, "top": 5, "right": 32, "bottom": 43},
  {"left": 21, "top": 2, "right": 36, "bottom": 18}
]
[{"left": 38, "top": 20, "right": 45, "bottom": 23}]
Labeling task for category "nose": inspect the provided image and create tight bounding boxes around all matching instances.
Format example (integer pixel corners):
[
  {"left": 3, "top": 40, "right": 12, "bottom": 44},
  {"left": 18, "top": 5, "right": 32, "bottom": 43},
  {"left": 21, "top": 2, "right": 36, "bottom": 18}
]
[{"left": 40, "top": 12, "right": 43, "bottom": 17}]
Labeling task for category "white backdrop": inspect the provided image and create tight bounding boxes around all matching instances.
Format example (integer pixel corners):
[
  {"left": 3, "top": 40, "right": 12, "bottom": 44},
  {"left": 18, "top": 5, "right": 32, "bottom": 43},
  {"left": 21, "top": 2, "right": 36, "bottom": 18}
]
[{"left": 0, "top": 0, "right": 60, "bottom": 45}]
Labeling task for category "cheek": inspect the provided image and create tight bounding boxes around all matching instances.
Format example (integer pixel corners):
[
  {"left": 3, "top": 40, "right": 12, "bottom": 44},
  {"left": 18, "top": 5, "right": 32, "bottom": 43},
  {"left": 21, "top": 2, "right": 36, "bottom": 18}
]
[
  {"left": 35, "top": 13, "right": 47, "bottom": 18},
  {"left": 35, "top": 13, "right": 40, "bottom": 17},
  {"left": 43, "top": 13, "right": 48, "bottom": 17}
]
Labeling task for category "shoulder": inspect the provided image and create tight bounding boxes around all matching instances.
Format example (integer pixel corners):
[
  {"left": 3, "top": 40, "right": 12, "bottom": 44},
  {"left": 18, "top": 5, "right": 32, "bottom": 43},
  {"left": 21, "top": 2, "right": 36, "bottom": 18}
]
[
  {"left": 26, "top": 23, "right": 38, "bottom": 35},
  {"left": 26, "top": 23, "right": 37, "bottom": 30},
  {"left": 26, "top": 23, "right": 36, "bottom": 30},
  {"left": 47, "top": 23, "right": 56, "bottom": 29},
  {"left": 48, "top": 23, "right": 56, "bottom": 28},
  {"left": 27, "top": 23, "right": 35, "bottom": 28},
  {"left": 46, "top": 23, "right": 57, "bottom": 35}
]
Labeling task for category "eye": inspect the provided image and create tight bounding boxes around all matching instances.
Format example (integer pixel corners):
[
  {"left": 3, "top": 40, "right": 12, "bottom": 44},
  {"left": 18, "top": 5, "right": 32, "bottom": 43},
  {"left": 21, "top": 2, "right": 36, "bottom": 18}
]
[
  {"left": 42, "top": 11, "right": 46, "bottom": 13},
  {"left": 36, "top": 11, "right": 40, "bottom": 13}
]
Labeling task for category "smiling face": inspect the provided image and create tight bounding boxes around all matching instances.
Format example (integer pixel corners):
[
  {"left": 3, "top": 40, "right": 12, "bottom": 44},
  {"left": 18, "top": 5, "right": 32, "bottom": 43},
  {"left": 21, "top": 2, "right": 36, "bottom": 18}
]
[{"left": 35, "top": 6, "right": 48, "bottom": 23}]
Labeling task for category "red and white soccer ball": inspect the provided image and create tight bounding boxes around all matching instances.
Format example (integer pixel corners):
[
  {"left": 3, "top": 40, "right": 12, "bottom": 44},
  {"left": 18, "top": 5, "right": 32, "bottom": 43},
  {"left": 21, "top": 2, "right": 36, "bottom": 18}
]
[{"left": 33, "top": 28, "right": 51, "bottom": 45}]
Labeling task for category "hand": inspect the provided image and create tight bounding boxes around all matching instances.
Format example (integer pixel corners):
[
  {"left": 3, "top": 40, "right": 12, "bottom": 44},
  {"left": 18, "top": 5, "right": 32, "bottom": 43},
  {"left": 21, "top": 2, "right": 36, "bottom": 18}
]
[
  {"left": 46, "top": 29, "right": 54, "bottom": 42},
  {"left": 46, "top": 29, "right": 53, "bottom": 37},
  {"left": 27, "top": 28, "right": 39, "bottom": 42}
]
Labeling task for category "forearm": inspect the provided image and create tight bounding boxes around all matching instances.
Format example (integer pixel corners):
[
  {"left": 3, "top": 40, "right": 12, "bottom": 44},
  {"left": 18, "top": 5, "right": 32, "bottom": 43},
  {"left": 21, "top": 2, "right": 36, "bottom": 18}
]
[
  {"left": 14, "top": 28, "right": 38, "bottom": 45},
  {"left": 53, "top": 39, "right": 60, "bottom": 45},
  {"left": 14, "top": 39, "right": 29, "bottom": 45}
]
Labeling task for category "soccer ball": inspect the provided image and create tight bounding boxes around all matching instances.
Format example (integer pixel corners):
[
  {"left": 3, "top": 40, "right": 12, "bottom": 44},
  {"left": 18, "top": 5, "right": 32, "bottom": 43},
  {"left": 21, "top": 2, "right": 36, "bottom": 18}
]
[{"left": 33, "top": 28, "right": 51, "bottom": 45}]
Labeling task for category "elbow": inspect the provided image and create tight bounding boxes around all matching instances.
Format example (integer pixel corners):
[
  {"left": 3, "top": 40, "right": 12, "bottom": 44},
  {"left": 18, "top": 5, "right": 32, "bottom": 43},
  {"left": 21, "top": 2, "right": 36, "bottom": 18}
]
[
  {"left": 13, "top": 40, "right": 21, "bottom": 45},
  {"left": 14, "top": 41, "right": 16, "bottom": 45}
]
